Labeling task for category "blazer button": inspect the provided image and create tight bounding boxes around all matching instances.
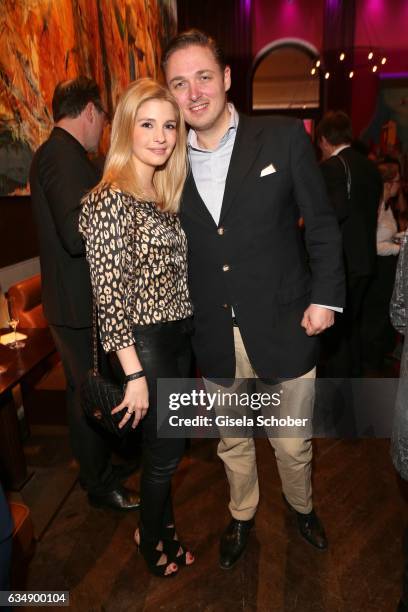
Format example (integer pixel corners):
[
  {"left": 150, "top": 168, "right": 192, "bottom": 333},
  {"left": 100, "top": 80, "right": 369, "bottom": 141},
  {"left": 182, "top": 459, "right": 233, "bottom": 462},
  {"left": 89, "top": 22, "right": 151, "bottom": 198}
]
[
  {"left": 217, "top": 227, "right": 225, "bottom": 235},
  {"left": 222, "top": 264, "right": 230, "bottom": 272}
]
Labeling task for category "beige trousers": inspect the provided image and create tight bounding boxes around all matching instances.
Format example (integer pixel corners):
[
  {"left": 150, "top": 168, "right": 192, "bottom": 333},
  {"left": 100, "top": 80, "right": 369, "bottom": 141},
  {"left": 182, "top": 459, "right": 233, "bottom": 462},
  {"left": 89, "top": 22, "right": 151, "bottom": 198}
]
[{"left": 213, "top": 327, "right": 315, "bottom": 519}]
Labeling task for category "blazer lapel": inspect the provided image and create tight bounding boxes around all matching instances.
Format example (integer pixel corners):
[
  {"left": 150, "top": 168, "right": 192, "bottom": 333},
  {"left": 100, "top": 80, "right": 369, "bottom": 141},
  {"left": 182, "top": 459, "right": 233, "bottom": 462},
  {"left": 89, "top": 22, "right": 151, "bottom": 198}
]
[
  {"left": 181, "top": 169, "right": 217, "bottom": 228},
  {"left": 219, "top": 114, "right": 263, "bottom": 224},
  {"left": 181, "top": 114, "right": 262, "bottom": 228}
]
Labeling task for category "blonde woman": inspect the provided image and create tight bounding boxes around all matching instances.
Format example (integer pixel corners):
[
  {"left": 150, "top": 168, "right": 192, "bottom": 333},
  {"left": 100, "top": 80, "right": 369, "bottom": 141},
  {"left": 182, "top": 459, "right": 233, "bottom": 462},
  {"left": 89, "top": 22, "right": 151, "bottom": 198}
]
[{"left": 79, "top": 78, "right": 194, "bottom": 577}]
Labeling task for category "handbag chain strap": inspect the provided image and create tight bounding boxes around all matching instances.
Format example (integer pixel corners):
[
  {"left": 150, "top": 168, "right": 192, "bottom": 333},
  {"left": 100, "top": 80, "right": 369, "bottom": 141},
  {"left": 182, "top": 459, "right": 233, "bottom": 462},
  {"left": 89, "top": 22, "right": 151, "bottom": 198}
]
[{"left": 91, "top": 196, "right": 139, "bottom": 376}]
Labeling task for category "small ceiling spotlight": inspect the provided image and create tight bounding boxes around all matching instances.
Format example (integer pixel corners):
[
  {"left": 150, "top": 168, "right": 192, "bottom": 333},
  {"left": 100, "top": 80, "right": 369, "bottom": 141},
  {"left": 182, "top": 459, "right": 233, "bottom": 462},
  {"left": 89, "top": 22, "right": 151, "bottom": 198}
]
[
  {"left": 381, "top": 57, "right": 387, "bottom": 65},
  {"left": 368, "top": 51, "right": 374, "bottom": 60},
  {"left": 324, "top": 71, "right": 330, "bottom": 79},
  {"left": 316, "top": 60, "right": 321, "bottom": 67},
  {"left": 349, "top": 71, "right": 354, "bottom": 78},
  {"left": 339, "top": 52, "right": 345, "bottom": 61},
  {"left": 372, "top": 65, "right": 378, "bottom": 73},
  {"left": 310, "top": 67, "right": 316, "bottom": 75}
]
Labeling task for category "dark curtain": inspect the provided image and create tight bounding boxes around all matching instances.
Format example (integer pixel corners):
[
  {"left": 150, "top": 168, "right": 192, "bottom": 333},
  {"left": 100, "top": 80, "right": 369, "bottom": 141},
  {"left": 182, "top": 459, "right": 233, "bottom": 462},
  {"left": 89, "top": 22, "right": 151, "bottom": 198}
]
[
  {"left": 322, "top": 0, "right": 356, "bottom": 114},
  {"left": 176, "top": 0, "right": 253, "bottom": 113}
]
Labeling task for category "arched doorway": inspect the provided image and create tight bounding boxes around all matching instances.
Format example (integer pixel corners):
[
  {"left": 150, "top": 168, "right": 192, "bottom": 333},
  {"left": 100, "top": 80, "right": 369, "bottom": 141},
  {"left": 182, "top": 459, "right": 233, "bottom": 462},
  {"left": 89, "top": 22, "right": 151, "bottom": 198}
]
[{"left": 251, "top": 39, "right": 321, "bottom": 119}]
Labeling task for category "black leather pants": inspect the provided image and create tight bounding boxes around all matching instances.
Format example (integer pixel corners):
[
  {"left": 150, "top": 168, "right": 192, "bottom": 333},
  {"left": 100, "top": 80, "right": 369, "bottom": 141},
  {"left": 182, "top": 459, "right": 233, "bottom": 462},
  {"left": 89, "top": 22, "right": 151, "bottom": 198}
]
[{"left": 133, "top": 318, "right": 193, "bottom": 544}]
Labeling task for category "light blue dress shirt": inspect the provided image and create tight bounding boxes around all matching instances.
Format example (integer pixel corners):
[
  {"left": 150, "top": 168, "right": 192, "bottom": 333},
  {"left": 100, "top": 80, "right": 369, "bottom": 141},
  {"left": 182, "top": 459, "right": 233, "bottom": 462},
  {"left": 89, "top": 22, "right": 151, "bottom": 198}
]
[{"left": 188, "top": 103, "right": 238, "bottom": 225}]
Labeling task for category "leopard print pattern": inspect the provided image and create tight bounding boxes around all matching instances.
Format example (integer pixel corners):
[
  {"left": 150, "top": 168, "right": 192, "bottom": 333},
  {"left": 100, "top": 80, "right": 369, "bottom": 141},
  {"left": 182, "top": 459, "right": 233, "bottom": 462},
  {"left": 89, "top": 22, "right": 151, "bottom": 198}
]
[{"left": 79, "top": 187, "right": 192, "bottom": 353}]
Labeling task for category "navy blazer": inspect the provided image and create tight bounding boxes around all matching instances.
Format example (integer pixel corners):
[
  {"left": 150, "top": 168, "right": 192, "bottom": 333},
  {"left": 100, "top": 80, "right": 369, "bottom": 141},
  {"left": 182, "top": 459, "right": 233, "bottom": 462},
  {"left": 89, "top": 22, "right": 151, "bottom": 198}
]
[{"left": 181, "top": 114, "right": 345, "bottom": 379}]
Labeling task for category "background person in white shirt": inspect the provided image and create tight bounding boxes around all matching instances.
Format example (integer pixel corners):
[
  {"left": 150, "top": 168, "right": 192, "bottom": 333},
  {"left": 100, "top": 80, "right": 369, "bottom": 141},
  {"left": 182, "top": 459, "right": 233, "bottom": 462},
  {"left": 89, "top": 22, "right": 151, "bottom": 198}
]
[{"left": 362, "top": 160, "right": 403, "bottom": 372}]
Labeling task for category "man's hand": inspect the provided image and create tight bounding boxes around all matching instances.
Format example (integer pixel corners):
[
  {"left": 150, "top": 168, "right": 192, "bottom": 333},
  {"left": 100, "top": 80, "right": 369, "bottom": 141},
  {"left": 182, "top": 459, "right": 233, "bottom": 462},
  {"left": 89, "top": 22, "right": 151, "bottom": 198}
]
[{"left": 301, "top": 304, "right": 335, "bottom": 336}]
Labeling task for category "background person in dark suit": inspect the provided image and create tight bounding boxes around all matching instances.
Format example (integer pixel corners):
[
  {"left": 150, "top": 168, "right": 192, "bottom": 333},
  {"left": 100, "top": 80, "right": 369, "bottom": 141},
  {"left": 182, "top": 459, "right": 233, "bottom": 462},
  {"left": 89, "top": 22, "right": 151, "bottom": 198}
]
[
  {"left": 317, "top": 111, "right": 383, "bottom": 377},
  {"left": 29, "top": 78, "right": 139, "bottom": 511},
  {"left": 163, "top": 30, "right": 345, "bottom": 569}
]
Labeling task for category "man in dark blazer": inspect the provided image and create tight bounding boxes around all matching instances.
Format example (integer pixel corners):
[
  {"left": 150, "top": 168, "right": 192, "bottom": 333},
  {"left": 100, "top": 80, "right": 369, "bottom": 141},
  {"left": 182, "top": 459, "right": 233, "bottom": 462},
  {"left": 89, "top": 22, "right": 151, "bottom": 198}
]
[
  {"left": 29, "top": 78, "right": 139, "bottom": 510},
  {"left": 317, "top": 111, "right": 383, "bottom": 376},
  {"left": 164, "top": 30, "right": 345, "bottom": 568}
]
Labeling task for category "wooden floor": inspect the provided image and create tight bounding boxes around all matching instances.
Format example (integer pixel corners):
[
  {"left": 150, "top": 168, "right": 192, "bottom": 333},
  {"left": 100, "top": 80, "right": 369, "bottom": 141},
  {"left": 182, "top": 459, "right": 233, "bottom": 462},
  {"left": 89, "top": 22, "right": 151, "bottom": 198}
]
[{"left": 20, "top": 437, "right": 406, "bottom": 612}]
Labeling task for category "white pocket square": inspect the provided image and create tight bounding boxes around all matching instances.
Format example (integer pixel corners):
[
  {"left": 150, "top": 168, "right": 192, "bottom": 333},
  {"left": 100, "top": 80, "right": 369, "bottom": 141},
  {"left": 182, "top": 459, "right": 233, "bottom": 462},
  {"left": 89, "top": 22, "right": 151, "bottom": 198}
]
[{"left": 260, "top": 163, "right": 276, "bottom": 177}]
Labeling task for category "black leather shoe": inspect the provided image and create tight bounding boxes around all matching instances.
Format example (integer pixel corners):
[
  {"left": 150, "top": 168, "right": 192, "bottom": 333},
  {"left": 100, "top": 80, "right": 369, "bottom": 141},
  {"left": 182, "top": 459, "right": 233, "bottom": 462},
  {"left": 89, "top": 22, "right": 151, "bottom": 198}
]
[
  {"left": 283, "top": 495, "right": 327, "bottom": 550},
  {"left": 88, "top": 485, "right": 140, "bottom": 511},
  {"left": 295, "top": 509, "right": 328, "bottom": 550},
  {"left": 219, "top": 518, "right": 254, "bottom": 569}
]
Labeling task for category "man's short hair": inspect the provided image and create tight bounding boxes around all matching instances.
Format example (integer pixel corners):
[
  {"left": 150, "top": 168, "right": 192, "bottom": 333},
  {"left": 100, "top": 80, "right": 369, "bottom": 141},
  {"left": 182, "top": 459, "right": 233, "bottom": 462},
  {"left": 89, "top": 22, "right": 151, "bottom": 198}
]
[
  {"left": 52, "top": 76, "right": 104, "bottom": 122},
  {"left": 316, "top": 111, "right": 353, "bottom": 146},
  {"left": 162, "top": 28, "right": 227, "bottom": 72}
]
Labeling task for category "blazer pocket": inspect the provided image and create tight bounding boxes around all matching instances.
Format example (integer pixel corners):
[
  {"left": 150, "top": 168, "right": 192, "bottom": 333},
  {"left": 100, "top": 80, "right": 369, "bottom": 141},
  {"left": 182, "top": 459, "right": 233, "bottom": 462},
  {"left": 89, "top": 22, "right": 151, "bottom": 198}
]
[{"left": 258, "top": 168, "right": 289, "bottom": 181}]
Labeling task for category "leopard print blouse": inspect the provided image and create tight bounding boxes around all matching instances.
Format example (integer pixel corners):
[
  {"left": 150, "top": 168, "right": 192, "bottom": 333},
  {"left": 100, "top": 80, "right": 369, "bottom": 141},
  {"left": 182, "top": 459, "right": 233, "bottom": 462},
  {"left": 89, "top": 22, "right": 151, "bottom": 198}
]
[{"left": 79, "top": 187, "right": 193, "bottom": 353}]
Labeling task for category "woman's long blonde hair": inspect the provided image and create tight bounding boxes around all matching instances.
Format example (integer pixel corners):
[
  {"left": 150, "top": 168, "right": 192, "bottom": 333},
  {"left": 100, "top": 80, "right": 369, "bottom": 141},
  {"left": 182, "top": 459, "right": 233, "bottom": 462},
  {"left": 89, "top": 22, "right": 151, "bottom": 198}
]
[{"left": 97, "top": 78, "right": 187, "bottom": 213}]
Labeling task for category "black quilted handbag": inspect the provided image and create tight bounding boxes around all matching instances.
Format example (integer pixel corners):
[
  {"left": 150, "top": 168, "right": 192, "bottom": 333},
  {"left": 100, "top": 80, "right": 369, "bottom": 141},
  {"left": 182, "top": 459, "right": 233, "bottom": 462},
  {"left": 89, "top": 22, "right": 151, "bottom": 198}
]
[
  {"left": 81, "top": 374, "right": 129, "bottom": 438},
  {"left": 81, "top": 304, "right": 134, "bottom": 438}
]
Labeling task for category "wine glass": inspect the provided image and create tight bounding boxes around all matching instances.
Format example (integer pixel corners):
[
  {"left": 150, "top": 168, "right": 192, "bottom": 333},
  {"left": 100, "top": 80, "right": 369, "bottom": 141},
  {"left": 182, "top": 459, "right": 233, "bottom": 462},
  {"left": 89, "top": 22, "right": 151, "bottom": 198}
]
[{"left": 7, "top": 296, "right": 25, "bottom": 349}]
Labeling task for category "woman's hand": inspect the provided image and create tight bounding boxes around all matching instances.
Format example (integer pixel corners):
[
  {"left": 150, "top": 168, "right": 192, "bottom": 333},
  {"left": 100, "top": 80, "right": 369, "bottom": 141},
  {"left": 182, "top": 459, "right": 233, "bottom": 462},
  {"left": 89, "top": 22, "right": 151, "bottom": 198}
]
[{"left": 111, "top": 377, "right": 149, "bottom": 429}]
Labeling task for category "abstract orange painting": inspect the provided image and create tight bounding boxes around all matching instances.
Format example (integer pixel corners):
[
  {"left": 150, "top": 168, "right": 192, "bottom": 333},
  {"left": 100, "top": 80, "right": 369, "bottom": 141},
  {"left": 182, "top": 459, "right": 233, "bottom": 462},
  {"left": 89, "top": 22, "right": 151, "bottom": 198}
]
[{"left": 0, "top": 0, "right": 177, "bottom": 195}]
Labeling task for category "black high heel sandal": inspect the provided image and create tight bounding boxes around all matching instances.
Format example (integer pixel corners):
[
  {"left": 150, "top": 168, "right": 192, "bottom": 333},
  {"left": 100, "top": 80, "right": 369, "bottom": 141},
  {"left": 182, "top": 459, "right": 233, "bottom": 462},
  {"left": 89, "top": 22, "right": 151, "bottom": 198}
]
[
  {"left": 135, "top": 528, "right": 179, "bottom": 578},
  {"left": 161, "top": 524, "right": 195, "bottom": 566}
]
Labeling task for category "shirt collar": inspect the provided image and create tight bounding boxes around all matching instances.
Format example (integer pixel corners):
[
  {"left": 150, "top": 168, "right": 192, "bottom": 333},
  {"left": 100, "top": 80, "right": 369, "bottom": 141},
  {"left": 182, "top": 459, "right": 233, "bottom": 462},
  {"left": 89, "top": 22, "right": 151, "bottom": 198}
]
[
  {"left": 331, "top": 144, "right": 350, "bottom": 157},
  {"left": 188, "top": 103, "right": 239, "bottom": 152}
]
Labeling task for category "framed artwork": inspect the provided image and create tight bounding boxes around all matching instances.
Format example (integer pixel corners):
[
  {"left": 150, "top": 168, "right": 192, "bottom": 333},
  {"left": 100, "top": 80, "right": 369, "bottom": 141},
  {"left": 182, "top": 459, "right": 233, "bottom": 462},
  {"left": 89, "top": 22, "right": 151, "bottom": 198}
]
[
  {"left": 362, "top": 75, "right": 408, "bottom": 176},
  {"left": 0, "top": 0, "right": 177, "bottom": 195}
]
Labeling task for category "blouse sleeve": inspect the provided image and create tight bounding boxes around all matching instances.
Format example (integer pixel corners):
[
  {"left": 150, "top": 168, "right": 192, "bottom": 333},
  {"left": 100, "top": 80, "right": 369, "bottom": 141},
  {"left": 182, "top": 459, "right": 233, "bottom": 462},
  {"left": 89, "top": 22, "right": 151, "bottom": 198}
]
[{"left": 79, "top": 188, "right": 135, "bottom": 353}]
